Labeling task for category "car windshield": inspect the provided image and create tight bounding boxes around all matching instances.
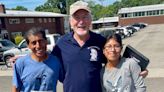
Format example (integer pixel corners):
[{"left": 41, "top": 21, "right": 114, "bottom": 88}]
[
  {"left": 53, "top": 35, "right": 60, "bottom": 42},
  {"left": 47, "top": 37, "right": 51, "bottom": 45},
  {"left": 46, "top": 35, "right": 60, "bottom": 45},
  {"left": 0, "top": 40, "right": 16, "bottom": 47}
]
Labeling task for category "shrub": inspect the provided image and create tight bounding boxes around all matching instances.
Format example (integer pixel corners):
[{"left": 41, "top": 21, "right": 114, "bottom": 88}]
[{"left": 14, "top": 35, "right": 23, "bottom": 45}]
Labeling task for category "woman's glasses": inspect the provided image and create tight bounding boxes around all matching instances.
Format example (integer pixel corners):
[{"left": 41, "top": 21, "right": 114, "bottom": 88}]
[{"left": 104, "top": 45, "right": 121, "bottom": 51}]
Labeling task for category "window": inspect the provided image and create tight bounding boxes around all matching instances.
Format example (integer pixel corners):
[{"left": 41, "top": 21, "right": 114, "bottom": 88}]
[
  {"left": 160, "top": 10, "right": 164, "bottom": 15},
  {"left": 156, "top": 10, "right": 160, "bottom": 15},
  {"left": 9, "top": 18, "right": 20, "bottom": 24},
  {"left": 44, "top": 18, "right": 47, "bottom": 23},
  {"left": 47, "top": 37, "right": 51, "bottom": 45},
  {"left": 52, "top": 18, "right": 56, "bottom": 22},
  {"left": 127, "top": 13, "right": 132, "bottom": 17},
  {"left": 147, "top": 11, "right": 153, "bottom": 16},
  {"left": 133, "top": 12, "right": 138, "bottom": 17},
  {"left": 48, "top": 18, "right": 52, "bottom": 22},
  {"left": 124, "top": 13, "right": 127, "bottom": 17},
  {"left": 38, "top": 18, "right": 42, "bottom": 23},
  {"left": 141, "top": 12, "right": 145, "bottom": 16},
  {"left": 121, "top": 14, "right": 124, "bottom": 18},
  {"left": 20, "top": 41, "right": 27, "bottom": 48},
  {"left": 25, "top": 18, "right": 34, "bottom": 23},
  {"left": 152, "top": 10, "right": 156, "bottom": 15},
  {"left": 138, "top": 12, "right": 142, "bottom": 16}
]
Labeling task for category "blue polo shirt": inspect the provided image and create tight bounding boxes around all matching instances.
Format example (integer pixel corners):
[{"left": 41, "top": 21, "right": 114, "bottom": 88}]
[{"left": 52, "top": 31, "right": 106, "bottom": 92}]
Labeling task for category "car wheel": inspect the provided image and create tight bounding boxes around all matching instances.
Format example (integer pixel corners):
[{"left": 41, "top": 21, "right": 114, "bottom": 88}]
[
  {"left": 127, "top": 32, "right": 131, "bottom": 37},
  {"left": 121, "top": 34, "right": 125, "bottom": 39},
  {"left": 4, "top": 56, "right": 13, "bottom": 68}
]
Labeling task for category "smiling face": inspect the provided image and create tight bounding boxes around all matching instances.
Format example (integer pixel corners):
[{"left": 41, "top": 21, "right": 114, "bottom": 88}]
[
  {"left": 27, "top": 33, "right": 47, "bottom": 59},
  {"left": 103, "top": 38, "right": 122, "bottom": 62},
  {"left": 70, "top": 9, "right": 92, "bottom": 37}
]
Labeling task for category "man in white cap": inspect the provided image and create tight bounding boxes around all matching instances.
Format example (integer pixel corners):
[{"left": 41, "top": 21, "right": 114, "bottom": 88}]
[{"left": 52, "top": 1, "right": 148, "bottom": 92}]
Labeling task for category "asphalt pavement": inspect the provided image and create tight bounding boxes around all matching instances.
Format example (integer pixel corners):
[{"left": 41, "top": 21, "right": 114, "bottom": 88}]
[{"left": 0, "top": 70, "right": 164, "bottom": 92}]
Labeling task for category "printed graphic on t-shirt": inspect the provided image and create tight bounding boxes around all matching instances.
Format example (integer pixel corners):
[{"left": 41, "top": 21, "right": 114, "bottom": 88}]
[
  {"left": 35, "top": 74, "right": 47, "bottom": 89},
  {"left": 90, "top": 48, "right": 98, "bottom": 61},
  {"left": 106, "top": 76, "right": 122, "bottom": 92},
  {"left": 88, "top": 46, "right": 100, "bottom": 61}
]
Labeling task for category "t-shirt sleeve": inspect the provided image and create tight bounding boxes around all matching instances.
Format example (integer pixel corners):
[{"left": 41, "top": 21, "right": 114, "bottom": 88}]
[
  {"left": 100, "top": 67, "right": 106, "bottom": 92},
  {"left": 128, "top": 58, "right": 146, "bottom": 92},
  {"left": 52, "top": 43, "right": 65, "bottom": 82},
  {"left": 58, "top": 64, "right": 65, "bottom": 83},
  {"left": 12, "top": 58, "right": 24, "bottom": 90},
  {"left": 51, "top": 44, "right": 62, "bottom": 61}
]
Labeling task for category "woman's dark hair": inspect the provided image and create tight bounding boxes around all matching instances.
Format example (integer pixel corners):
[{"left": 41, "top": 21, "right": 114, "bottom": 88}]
[
  {"left": 24, "top": 27, "right": 47, "bottom": 44},
  {"left": 106, "top": 34, "right": 123, "bottom": 48}
]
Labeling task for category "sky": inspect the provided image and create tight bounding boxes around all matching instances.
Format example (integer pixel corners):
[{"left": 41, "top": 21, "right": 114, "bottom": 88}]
[{"left": 0, "top": 0, "right": 117, "bottom": 11}]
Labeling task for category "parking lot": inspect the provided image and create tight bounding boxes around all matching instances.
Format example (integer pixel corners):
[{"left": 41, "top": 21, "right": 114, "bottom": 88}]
[
  {"left": 123, "top": 24, "right": 164, "bottom": 76},
  {"left": 1, "top": 24, "right": 164, "bottom": 92}
]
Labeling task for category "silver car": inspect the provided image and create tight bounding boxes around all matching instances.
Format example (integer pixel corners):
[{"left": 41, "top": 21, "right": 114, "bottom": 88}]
[
  {"left": 0, "top": 39, "right": 17, "bottom": 62},
  {"left": 3, "top": 34, "right": 60, "bottom": 67}
]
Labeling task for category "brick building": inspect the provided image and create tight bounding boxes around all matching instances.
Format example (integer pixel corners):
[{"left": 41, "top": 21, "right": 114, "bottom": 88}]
[
  {"left": 0, "top": 4, "right": 67, "bottom": 41},
  {"left": 118, "top": 4, "right": 164, "bottom": 26}
]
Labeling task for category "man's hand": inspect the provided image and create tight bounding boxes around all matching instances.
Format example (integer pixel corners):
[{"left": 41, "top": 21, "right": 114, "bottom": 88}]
[
  {"left": 139, "top": 69, "right": 148, "bottom": 78},
  {"left": 9, "top": 55, "right": 25, "bottom": 68}
]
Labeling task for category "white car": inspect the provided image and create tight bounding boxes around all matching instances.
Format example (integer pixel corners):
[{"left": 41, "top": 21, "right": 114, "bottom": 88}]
[
  {"left": 3, "top": 34, "right": 60, "bottom": 67},
  {"left": 116, "top": 27, "right": 131, "bottom": 37}
]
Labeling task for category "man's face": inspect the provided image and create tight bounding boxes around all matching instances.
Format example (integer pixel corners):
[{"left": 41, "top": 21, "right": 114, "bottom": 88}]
[
  {"left": 27, "top": 33, "right": 47, "bottom": 58},
  {"left": 70, "top": 9, "right": 92, "bottom": 36}
]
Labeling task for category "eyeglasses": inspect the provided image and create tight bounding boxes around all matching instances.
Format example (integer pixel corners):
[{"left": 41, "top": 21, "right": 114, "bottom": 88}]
[
  {"left": 72, "top": 15, "right": 90, "bottom": 21},
  {"left": 104, "top": 45, "right": 121, "bottom": 51}
]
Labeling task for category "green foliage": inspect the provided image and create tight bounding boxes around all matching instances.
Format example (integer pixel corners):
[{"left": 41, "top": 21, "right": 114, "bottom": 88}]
[
  {"left": 91, "top": 4, "right": 103, "bottom": 20},
  {"left": 14, "top": 35, "right": 24, "bottom": 45},
  {"left": 35, "top": 0, "right": 59, "bottom": 12},
  {"left": 35, "top": 0, "right": 78, "bottom": 14},
  {"left": 121, "top": 0, "right": 163, "bottom": 8},
  {"left": 34, "top": 0, "right": 164, "bottom": 19},
  {"left": 35, "top": 0, "right": 60, "bottom": 13},
  {"left": 11, "top": 6, "right": 28, "bottom": 11}
]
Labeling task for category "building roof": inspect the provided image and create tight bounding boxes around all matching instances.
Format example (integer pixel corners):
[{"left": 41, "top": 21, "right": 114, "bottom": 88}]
[
  {"left": 92, "top": 17, "right": 119, "bottom": 24},
  {"left": 118, "top": 4, "right": 164, "bottom": 14},
  {"left": 0, "top": 10, "right": 67, "bottom": 17}
]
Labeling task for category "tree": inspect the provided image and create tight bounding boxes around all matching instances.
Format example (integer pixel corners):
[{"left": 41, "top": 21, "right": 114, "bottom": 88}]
[
  {"left": 35, "top": 0, "right": 164, "bottom": 19},
  {"left": 11, "top": 6, "right": 28, "bottom": 11},
  {"left": 91, "top": 4, "right": 103, "bottom": 20},
  {"left": 35, "top": 0, "right": 78, "bottom": 14},
  {"left": 121, "top": 0, "right": 163, "bottom": 8},
  {"left": 35, "top": 0, "right": 60, "bottom": 13}
]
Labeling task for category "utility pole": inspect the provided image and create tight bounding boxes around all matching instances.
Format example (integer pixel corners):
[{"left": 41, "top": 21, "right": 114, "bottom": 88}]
[
  {"left": 66, "top": 0, "right": 69, "bottom": 14},
  {"left": 100, "top": 0, "right": 105, "bottom": 30}
]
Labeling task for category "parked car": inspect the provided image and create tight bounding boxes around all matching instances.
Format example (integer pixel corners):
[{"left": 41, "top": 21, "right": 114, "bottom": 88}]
[
  {"left": 93, "top": 28, "right": 116, "bottom": 38},
  {"left": 3, "top": 34, "right": 61, "bottom": 67},
  {"left": 116, "top": 27, "right": 131, "bottom": 37},
  {"left": 131, "top": 23, "right": 147, "bottom": 29},
  {"left": 126, "top": 26, "right": 137, "bottom": 33},
  {"left": 0, "top": 39, "right": 17, "bottom": 62},
  {"left": 115, "top": 28, "right": 125, "bottom": 38}
]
